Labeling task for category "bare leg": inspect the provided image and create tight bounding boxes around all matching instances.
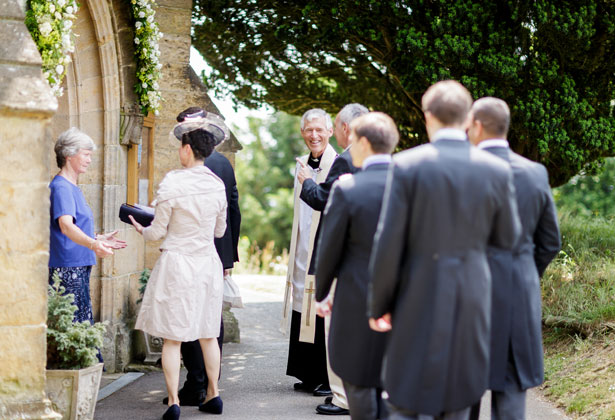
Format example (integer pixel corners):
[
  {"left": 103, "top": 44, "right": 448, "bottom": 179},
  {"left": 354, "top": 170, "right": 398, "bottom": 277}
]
[
  {"left": 162, "top": 339, "right": 182, "bottom": 406},
  {"left": 199, "top": 337, "right": 220, "bottom": 402}
]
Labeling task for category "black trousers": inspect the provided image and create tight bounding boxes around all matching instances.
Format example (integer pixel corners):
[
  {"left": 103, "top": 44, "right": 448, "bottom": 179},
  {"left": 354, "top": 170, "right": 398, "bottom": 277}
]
[
  {"left": 286, "top": 310, "right": 329, "bottom": 387},
  {"left": 180, "top": 317, "right": 224, "bottom": 395},
  {"left": 343, "top": 381, "right": 387, "bottom": 420}
]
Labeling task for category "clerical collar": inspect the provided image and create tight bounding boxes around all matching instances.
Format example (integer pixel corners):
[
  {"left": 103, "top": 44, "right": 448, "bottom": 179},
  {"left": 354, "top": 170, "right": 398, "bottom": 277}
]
[
  {"left": 363, "top": 154, "right": 391, "bottom": 169},
  {"left": 477, "top": 139, "right": 509, "bottom": 149},
  {"left": 307, "top": 154, "right": 322, "bottom": 169},
  {"left": 432, "top": 128, "right": 467, "bottom": 142}
]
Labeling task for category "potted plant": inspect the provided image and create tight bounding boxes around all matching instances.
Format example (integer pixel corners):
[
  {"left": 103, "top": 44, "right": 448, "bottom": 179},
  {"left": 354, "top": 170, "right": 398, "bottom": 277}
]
[
  {"left": 45, "top": 272, "right": 106, "bottom": 420},
  {"left": 137, "top": 268, "right": 162, "bottom": 364}
]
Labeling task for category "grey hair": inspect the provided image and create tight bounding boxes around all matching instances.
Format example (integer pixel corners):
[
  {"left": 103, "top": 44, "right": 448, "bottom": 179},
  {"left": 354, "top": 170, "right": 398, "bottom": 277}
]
[
  {"left": 54, "top": 127, "right": 96, "bottom": 168},
  {"left": 300, "top": 108, "right": 333, "bottom": 130},
  {"left": 337, "top": 103, "right": 369, "bottom": 125}
]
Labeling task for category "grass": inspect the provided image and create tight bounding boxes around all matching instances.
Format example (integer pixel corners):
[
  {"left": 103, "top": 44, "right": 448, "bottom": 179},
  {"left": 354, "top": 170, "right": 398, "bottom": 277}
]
[{"left": 541, "top": 212, "right": 615, "bottom": 418}]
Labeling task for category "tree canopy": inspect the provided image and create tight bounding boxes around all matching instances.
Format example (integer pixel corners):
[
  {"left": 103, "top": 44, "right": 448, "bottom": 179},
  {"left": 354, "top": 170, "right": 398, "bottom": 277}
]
[{"left": 192, "top": 0, "right": 615, "bottom": 185}]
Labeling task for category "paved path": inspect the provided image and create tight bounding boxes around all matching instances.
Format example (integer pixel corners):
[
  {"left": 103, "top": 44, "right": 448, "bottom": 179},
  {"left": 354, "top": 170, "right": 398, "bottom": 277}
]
[{"left": 94, "top": 274, "right": 570, "bottom": 420}]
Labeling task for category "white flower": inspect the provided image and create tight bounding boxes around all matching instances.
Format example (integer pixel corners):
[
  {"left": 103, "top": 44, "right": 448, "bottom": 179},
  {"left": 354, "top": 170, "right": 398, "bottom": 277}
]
[
  {"left": 66, "top": 6, "right": 74, "bottom": 14},
  {"left": 55, "top": 64, "right": 64, "bottom": 75},
  {"left": 135, "top": 21, "right": 142, "bottom": 29},
  {"left": 58, "top": 0, "right": 66, "bottom": 7},
  {"left": 152, "top": 81, "right": 159, "bottom": 90},
  {"left": 142, "top": 82, "right": 147, "bottom": 88},
  {"left": 154, "top": 110, "right": 159, "bottom": 116},
  {"left": 54, "top": 11, "right": 62, "bottom": 20},
  {"left": 156, "top": 63, "right": 162, "bottom": 69},
  {"left": 138, "top": 11, "right": 145, "bottom": 18},
  {"left": 63, "top": 20, "right": 72, "bottom": 30},
  {"left": 147, "top": 15, "right": 154, "bottom": 23},
  {"left": 134, "top": 37, "right": 140, "bottom": 44},
  {"left": 49, "top": 4, "right": 56, "bottom": 13},
  {"left": 39, "top": 22, "right": 53, "bottom": 36}
]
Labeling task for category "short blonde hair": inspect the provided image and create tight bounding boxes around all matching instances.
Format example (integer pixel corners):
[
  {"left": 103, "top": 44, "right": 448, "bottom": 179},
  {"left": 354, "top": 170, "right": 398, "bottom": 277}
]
[
  {"left": 421, "top": 80, "right": 473, "bottom": 125},
  {"left": 54, "top": 127, "right": 96, "bottom": 168}
]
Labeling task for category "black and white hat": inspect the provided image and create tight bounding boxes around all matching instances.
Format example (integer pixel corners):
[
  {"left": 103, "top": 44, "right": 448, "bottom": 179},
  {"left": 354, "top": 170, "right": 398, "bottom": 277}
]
[{"left": 171, "top": 110, "right": 230, "bottom": 146}]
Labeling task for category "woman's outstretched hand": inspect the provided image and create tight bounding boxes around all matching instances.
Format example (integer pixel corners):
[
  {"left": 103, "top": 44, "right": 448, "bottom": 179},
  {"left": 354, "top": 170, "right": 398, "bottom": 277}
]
[
  {"left": 128, "top": 215, "right": 144, "bottom": 234},
  {"left": 97, "top": 230, "right": 127, "bottom": 249}
]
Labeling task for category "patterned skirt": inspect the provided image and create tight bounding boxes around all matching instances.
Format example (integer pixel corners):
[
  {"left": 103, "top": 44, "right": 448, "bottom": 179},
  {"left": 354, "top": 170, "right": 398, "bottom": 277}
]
[{"left": 48, "top": 266, "right": 94, "bottom": 324}]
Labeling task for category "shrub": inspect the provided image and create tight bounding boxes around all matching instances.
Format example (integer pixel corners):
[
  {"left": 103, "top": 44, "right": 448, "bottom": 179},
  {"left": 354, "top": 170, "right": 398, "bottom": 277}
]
[{"left": 47, "top": 272, "right": 106, "bottom": 370}]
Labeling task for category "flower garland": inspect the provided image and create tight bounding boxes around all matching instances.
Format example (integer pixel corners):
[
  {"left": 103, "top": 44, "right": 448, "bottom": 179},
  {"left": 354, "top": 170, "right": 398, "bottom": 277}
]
[
  {"left": 131, "top": 0, "right": 163, "bottom": 116},
  {"left": 25, "top": 0, "right": 79, "bottom": 97}
]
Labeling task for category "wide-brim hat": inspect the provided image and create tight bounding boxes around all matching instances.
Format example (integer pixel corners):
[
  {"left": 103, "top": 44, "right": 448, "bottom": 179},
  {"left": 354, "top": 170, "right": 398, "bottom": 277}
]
[{"left": 170, "top": 110, "right": 230, "bottom": 146}]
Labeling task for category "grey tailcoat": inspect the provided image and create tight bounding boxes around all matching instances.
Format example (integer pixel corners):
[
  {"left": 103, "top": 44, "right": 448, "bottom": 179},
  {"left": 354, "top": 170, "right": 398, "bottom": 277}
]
[
  {"left": 315, "top": 163, "right": 390, "bottom": 387},
  {"left": 368, "top": 139, "right": 521, "bottom": 415},
  {"left": 482, "top": 146, "right": 561, "bottom": 391}
]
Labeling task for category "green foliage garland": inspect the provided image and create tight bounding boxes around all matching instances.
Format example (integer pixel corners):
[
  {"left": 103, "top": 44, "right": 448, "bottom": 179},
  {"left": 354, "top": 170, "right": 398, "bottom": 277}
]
[
  {"left": 25, "top": 0, "right": 79, "bottom": 97},
  {"left": 47, "top": 272, "right": 106, "bottom": 370},
  {"left": 130, "top": 0, "right": 163, "bottom": 115}
]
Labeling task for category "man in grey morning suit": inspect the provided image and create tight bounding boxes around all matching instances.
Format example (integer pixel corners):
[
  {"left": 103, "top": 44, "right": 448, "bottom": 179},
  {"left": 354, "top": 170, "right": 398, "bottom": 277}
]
[
  {"left": 368, "top": 80, "right": 521, "bottom": 420},
  {"left": 315, "top": 112, "right": 399, "bottom": 420},
  {"left": 296, "top": 103, "right": 369, "bottom": 416},
  {"left": 466, "top": 97, "right": 561, "bottom": 420}
]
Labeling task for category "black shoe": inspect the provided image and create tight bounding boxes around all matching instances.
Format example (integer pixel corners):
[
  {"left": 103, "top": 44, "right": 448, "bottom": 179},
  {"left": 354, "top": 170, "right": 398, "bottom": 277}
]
[
  {"left": 313, "top": 384, "right": 333, "bottom": 397},
  {"left": 294, "top": 382, "right": 317, "bottom": 392},
  {"left": 316, "top": 403, "right": 349, "bottom": 415},
  {"left": 324, "top": 396, "right": 333, "bottom": 404},
  {"left": 199, "top": 396, "right": 223, "bottom": 414},
  {"left": 162, "top": 404, "right": 180, "bottom": 420},
  {"left": 162, "top": 390, "right": 204, "bottom": 406}
]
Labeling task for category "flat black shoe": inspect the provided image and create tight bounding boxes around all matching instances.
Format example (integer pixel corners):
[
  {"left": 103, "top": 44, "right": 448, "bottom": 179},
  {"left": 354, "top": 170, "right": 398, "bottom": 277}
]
[
  {"left": 162, "top": 390, "right": 204, "bottom": 406},
  {"left": 294, "top": 381, "right": 317, "bottom": 392},
  {"left": 313, "top": 384, "right": 333, "bottom": 397},
  {"left": 316, "top": 403, "right": 349, "bottom": 415},
  {"left": 162, "top": 404, "right": 180, "bottom": 420},
  {"left": 199, "top": 396, "right": 223, "bottom": 414}
]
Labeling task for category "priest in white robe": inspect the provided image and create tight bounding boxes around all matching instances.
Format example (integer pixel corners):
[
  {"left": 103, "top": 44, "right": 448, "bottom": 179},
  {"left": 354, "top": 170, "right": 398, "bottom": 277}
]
[{"left": 282, "top": 108, "right": 337, "bottom": 393}]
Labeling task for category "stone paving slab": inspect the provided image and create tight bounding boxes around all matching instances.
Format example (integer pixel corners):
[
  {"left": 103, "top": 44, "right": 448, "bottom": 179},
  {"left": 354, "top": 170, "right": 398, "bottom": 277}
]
[{"left": 94, "top": 274, "right": 570, "bottom": 420}]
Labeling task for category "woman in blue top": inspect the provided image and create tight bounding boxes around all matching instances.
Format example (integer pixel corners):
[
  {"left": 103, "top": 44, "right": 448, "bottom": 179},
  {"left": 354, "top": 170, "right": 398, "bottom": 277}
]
[{"left": 49, "top": 127, "right": 126, "bottom": 324}]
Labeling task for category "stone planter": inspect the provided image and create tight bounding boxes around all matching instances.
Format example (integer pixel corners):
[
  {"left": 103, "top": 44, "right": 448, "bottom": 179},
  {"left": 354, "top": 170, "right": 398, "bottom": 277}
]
[
  {"left": 46, "top": 363, "right": 103, "bottom": 420},
  {"left": 143, "top": 332, "right": 163, "bottom": 365}
]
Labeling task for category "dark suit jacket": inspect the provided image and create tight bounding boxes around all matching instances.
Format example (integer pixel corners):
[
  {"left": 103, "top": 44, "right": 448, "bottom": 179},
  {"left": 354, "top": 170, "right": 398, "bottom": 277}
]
[
  {"left": 300, "top": 148, "right": 358, "bottom": 274},
  {"left": 204, "top": 151, "right": 241, "bottom": 269},
  {"left": 483, "top": 146, "right": 561, "bottom": 391},
  {"left": 368, "top": 139, "right": 521, "bottom": 415},
  {"left": 314, "top": 163, "right": 390, "bottom": 387}
]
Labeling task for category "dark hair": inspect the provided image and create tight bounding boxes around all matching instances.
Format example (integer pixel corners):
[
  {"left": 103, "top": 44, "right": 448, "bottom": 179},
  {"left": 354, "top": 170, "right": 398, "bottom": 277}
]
[
  {"left": 351, "top": 112, "right": 399, "bottom": 154},
  {"left": 471, "top": 97, "right": 510, "bottom": 137},
  {"left": 421, "top": 80, "right": 473, "bottom": 125},
  {"left": 177, "top": 107, "right": 204, "bottom": 122},
  {"left": 182, "top": 128, "right": 216, "bottom": 160}
]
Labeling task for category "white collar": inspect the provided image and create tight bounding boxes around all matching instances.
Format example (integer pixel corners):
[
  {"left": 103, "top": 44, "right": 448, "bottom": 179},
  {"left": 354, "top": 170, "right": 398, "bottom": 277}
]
[
  {"left": 432, "top": 128, "right": 467, "bottom": 142},
  {"left": 477, "top": 139, "right": 509, "bottom": 150},
  {"left": 363, "top": 154, "right": 392, "bottom": 169}
]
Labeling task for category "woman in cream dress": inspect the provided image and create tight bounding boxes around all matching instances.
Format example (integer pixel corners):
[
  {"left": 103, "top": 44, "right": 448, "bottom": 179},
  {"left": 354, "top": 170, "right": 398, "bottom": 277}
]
[{"left": 130, "top": 124, "right": 227, "bottom": 420}]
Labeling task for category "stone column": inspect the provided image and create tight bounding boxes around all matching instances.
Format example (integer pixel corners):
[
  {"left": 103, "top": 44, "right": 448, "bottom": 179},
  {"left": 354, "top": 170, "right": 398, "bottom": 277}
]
[{"left": 0, "top": 0, "right": 60, "bottom": 418}]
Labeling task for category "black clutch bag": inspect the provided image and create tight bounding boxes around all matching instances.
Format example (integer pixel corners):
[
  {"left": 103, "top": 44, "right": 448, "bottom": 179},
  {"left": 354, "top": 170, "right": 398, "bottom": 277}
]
[{"left": 119, "top": 203, "right": 154, "bottom": 227}]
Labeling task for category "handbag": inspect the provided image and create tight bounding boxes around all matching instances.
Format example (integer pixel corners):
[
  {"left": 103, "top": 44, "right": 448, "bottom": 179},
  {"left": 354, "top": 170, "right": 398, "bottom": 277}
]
[
  {"left": 223, "top": 273, "right": 243, "bottom": 308},
  {"left": 118, "top": 203, "right": 154, "bottom": 227}
]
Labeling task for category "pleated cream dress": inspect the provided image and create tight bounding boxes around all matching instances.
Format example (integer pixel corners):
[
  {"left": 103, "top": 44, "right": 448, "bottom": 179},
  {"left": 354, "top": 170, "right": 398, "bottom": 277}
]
[{"left": 135, "top": 165, "right": 227, "bottom": 342}]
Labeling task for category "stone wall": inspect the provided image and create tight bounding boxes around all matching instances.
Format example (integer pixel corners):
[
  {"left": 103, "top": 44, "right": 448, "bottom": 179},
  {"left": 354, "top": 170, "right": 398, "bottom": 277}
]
[{"left": 0, "top": 0, "right": 60, "bottom": 418}]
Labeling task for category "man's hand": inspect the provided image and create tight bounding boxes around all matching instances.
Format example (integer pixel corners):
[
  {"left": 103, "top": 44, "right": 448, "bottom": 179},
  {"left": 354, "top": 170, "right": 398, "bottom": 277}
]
[
  {"left": 315, "top": 297, "right": 333, "bottom": 318},
  {"left": 97, "top": 230, "right": 127, "bottom": 249},
  {"left": 296, "top": 158, "right": 312, "bottom": 184},
  {"left": 369, "top": 313, "right": 392, "bottom": 332}
]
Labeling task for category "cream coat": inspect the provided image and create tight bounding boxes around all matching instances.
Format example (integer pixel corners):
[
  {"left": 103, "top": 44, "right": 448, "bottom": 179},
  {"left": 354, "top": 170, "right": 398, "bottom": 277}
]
[{"left": 136, "top": 165, "right": 227, "bottom": 342}]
